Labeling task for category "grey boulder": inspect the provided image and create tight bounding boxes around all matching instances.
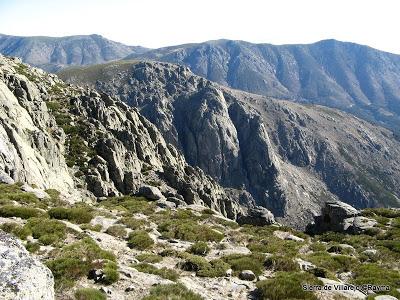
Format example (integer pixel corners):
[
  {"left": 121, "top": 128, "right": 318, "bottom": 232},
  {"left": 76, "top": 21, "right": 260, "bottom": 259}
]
[{"left": 0, "top": 230, "right": 55, "bottom": 300}]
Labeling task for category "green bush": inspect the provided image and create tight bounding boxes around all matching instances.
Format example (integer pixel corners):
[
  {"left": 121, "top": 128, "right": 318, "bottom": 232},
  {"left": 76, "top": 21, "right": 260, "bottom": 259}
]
[
  {"left": 136, "top": 253, "right": 163, "bottom": 263},
  {"left": 48, "top": 207, "right": 93, "bottom": 224},
  {"left": 102, "top": 261, "right": 119, "bottom": 284},
  {"left": 99, "top": 196, "right": 155, "bottom": 215},
  {"left": 127, "top": 230, "right": 154, "bottom": 250},
  {"left": 351, "top": 263, "right": 400, "bottom": 298},
  {"left": 74, "top": 288, "right": 106, "bottom": 300},
  {"left": 80, "top": 223, "right": 102, "bottom": 231},
  {"left": 25, "top": 242, "right": 40, "bottom": 253},
  {"left": 179, "top": 253, "right": 229, "bottom": 277},
  {"left": 25, "top": 217, "right": 66, "bottom": 245},
  {"left": 119, "top": 217, "right": 146, "bottom": 230},
  {"left": 392, "top": 218, "right": 400, "bottom": 228},
  {"left": 318, "top": 231, "right": 346, "bottom": 243},
  {"left": 188, "top": 241, "right": 210, "bottom": 256},
  {"left": 106, "top": 225, "right": 127, "bottom": 238},
  {"left": 0, "top": 205, "right": 43, "bottom": 219},
  {"left": 362, "top": 208, "right": 400, "bottom": 219},
  {"left": 264, "top": 255, "right": 299, "bottom": 272},
  {"left": 142, "top": 283, "right": 203, "bottom": 300},
  {"left": 196, "top": 259, "right": 230, "bottom": 277},
  {"left": 0, "top": 222, "right": 31, "bottom": 240},
  {"left": 0, "top": 183, "right": 44, "bottom": 208},
  {"left": 304, "top": 252, "right": 359, "bottom": 272},
  {"left": 134, "top": 263, "right": 179, "bottom": 281},
  {"left": 222, "top": 253, "right": 266, "bottom": 276},
  {"left": 256, "top": 271, "right": 322, "bottom": 300},
  {"left": 46, "top": 237, "right": 116, "bottom": 288},
  {"left": 44, "top": 189, "right": 66, "bottom": 207},
  {"left": 158, "top": 219, "right": 223, "bottom": 242}
]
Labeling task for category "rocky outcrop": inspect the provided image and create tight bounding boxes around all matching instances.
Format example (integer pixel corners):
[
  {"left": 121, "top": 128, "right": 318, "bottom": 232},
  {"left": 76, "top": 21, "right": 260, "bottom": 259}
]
[
  {"left": 0, "top": 55, "right": 246, "bottom": 220},
  {"left": 61, "top": 60, "right": 400, "bottom": 228},
  {"left": 237, "top": 207, "right": 275, "bottom": 226},
  {"left": 0, "top": 230, "right": 54, "bottom": 300},
  {"left": 0, "top": 57, "right": 77, "bottom": 199},
  {"left": 306, "top": 201, "right": 378, "bottom": 234}
]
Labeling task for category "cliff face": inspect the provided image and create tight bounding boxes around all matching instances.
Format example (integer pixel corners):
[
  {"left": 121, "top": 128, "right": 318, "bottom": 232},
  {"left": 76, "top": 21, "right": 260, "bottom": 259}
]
[
  {"left": 61, "top": 60, "right": 400, "bottom": 228},
  {"left": 0, "top": 55, "right": 247, "bottom": 219}
]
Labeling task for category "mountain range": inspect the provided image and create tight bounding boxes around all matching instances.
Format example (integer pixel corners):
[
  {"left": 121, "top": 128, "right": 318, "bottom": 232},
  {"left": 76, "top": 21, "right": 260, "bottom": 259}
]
[
  {"left": 127, "top": 39, "right": 400, "bottom": 134},
  {"left": 2, "top": 34, "right": 400, "bottom": 134},
  {"left": 0, "top": 33, "right": 147, "bottom": 72}
]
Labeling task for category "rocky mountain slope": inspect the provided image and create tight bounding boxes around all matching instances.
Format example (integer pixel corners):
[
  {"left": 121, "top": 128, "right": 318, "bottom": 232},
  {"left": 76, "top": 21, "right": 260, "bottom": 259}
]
[
  {"left": 0, "top": 34, "right": 147, "bottom": 72},
  {"left": 0, "top": 54, "right": 263, "bottom": 221},
  {"left": 60, "top": 60, "right": 400, "bottom": 228},
  {"left": 126, "top": 39, "right": 400, "bottom": 133}
]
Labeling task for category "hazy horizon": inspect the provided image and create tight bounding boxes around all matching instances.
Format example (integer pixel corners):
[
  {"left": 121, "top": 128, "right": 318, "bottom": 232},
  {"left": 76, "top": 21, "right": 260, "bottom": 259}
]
[{"left": 1, "top": 0, "right": 400, "bottom": 54}]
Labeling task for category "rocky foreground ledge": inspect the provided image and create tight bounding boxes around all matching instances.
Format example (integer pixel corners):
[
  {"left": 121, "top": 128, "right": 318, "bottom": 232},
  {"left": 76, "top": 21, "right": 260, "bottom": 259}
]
[{"left": 0, "top": 231, "right": 54, "bottom": 299}]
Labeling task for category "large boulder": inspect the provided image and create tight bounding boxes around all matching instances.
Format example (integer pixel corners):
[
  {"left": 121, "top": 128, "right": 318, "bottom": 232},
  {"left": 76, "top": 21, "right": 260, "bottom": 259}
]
[
  {"left": 236, "top": 206, "right": 275, "bottom": 226},
  {"left": 0, "top": 231, "right": 54, "bottom": 300},
  {"left": 138, "top": 185, "right": 164, "bottom": 200},
  {"left": 306, "top": 201, "right": 377, "bottom": 234}
]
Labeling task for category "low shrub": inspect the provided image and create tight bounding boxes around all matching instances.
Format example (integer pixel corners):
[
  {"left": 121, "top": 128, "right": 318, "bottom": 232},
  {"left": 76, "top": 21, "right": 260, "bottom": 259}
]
[
  {"left": 142, "top": 283, "right": 203, "bottom": 300},
  {"left": 25, "top": 242, "right": 40, "bottom": 253},
  {"left": 101, "top": 261, "right": 119, "bottom": 284},
  {"left": 106, "top": 225, "right": 127, "bottom": 238},
  {"left": 256, "top": 271, "right": 322, "bottom": 300},
  {"left": 362, "top": 208, "right": 400, "bottom": 219},
  {"left": 48, "top": 207, "right": 93, "bottom": 224},
  {"left": 134, "top": 263, "right": 179, "bottom": 281},
  {"left": 179, "top": 253, "right": 229, "bottom": 277},
  {"left": 127, "top": 230, "right": 154, "bottom": 250},
  {"left": 188, "top": 241, "right": 210, "bottom": 256},
  {"left": 74, "top": 288, "right": 106, "bottom": 300},
  {"left": 0, "top": 222, "right": 31, "bottom": 240},
  {"left": 158, "top": 219, "right": 223, "bottom": 242},
  {"left": 119, "top": 217, "right": 146, "bottom": 230},
  {"left": 264, "top": 255, "right": 299, "bottom": 272},
  {"left": 351, "top": 263, "right": 400, "bottom": 298},
  {"left": 80, "top": 223, "right": 102, "bottom": 232},
  {"left": 222, "top": 253, "right": 266, "bottom": 276},
  {"left": 0, "top": 205, "right": 43, "bottom": 219},
  {"left": 99, "top": 196, "right": 155, "bottom": 215},
  {"left": 25, "top": 217, "right": 67, "bottom": 246},
  {"left": 0, "top": 183, "right": 44, "bottom": 208},
  {"left": 304, "top": 252, "right": 358, "bottom": 272},
  {"left": 46, "top": 237, "right": 116, "bottom": 288},
  {"left": 136, "top": 253, "right": 163, "bottom": 263}
]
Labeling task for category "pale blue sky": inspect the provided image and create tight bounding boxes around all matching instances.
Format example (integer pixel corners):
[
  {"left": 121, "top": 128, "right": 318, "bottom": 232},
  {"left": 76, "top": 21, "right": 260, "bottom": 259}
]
[{"left": 0, "top": 0, "right": 399, "bottom": 53}]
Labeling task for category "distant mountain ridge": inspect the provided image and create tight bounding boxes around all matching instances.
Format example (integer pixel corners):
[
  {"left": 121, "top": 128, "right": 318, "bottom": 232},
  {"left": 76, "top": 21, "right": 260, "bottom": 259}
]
[
  {"left": 0, "top": 33, "right": 148, "bottom": 72},
  {"left": 127, "top": 39, "right": 400, "bottom": 133}
]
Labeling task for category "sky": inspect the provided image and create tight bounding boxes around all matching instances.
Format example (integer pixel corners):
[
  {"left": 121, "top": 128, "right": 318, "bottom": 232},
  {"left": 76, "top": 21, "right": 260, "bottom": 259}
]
[{"left": 0, "top": 0, "right": 399, "bottom": 53}]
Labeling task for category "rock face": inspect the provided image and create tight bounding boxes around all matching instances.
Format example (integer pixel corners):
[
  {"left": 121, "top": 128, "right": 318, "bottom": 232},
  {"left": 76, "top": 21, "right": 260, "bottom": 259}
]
[
  {"left": 127, "top": 39, "right": 400, "bottom": 134},
  {"left": 60, "top": 60, "right": 400, "bottom": 228},
  {"left": 0, "top": 33, "right": 147, "bottom": 72},
  {"left": 237, "top": 207, "right": 275, "bottom": 226},
  {"left": 0, "top": 57, "right": 77, "bottom": 198},
  {"left": 0, "top": 54, "right": 247, "bottom": 220},
  {"left": 306, "top": 201, "right": 378, "bottom": 234},
  {"left": 0, "top": 230, "right": 55, "bottom": 300}
]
